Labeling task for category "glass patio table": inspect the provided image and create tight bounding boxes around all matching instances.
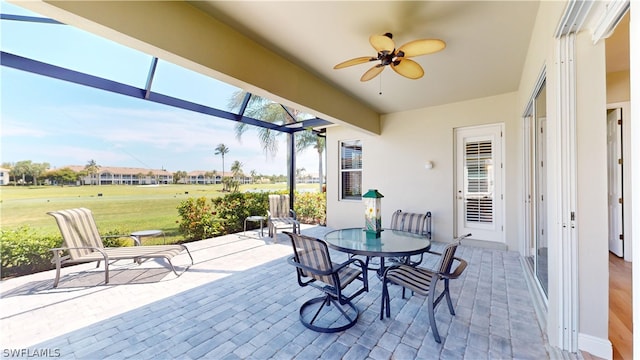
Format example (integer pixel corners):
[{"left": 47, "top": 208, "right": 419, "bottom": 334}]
[{"left": 324, "top": 228, "right": 431, "bottom": 277}]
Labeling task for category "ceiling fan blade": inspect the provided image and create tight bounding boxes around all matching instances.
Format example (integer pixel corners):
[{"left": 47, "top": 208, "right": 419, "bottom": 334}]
[
  {"left": 391, "top": 58, "right": 424, "bottom": 79},
  {"left": 370, "top": 34, "right": 395, "bottom": 53},
  {"left": 333, "top": 56, "right": 375, "bottom": 69},
  {"left": 397, "top": 39, "right": 446, "bottom": 58},
  {"left": 360, "top": 65, "right": 385, "bottom": 82}
]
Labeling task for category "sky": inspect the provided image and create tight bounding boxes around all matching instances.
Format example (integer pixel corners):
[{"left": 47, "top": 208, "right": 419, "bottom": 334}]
[{"left": 0, "top": 1, "right": 323, "bottom": 176}]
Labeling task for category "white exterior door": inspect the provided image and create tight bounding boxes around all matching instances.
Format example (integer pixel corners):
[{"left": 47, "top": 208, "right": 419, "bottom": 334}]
[
  {"left": 607, "top": 108, "right": 624, "bottom": 257},
  {"left": 455, "top": 124, "right": 504, "bottom": 242}
]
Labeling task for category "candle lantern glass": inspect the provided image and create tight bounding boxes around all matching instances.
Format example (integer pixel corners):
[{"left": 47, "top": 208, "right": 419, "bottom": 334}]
[{"left": 363, "top": 189, "right": 384, "bottom": 234}]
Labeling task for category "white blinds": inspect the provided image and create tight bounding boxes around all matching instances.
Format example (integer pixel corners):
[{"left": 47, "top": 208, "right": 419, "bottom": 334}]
[{"left": 465, "top": 140, "right": 493, "bottom": 223}]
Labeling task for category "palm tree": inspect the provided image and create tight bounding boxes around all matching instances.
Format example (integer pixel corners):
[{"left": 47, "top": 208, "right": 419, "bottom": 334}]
[
  {"left": 250, "top": 169, "right": 257, "bottom": 184},
  {"left": 214, "top": 143, "right": 230, "bottom": 181},
  {"left": 296, "top": 130, "right": 326, "bottom": 192},
  {"left": 228, "top": 91, "right": 294, "bottom": 159},
  {"left": 84, "top": 159, "right": 100, "bottom": 185},
  {"left": 231, "top": 160, "right": 243, "bottom": 180}
]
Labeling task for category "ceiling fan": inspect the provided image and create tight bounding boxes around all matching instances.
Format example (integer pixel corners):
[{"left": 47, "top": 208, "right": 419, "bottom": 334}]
[{"left": 334, "top": 33, "right": 446, "bottom": 82}]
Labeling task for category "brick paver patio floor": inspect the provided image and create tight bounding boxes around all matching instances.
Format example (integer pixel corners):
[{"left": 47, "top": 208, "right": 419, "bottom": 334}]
[{"left": 0, "top": 225, "right": 551, "bottom": 359}]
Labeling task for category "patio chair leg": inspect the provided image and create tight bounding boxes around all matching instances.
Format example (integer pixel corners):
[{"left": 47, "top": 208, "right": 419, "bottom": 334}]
[
  {"left": 51, "top": 250, "right": 62, "bottom": 288},
  {"left": 428, "top": 282, "right": 441, "bottom": 343},
  {"left": 443, "top": 279, "right": 455, "bottom": 315},
  {"left": 53, "top": 262, "right": 61, "bottom": 288},
  {"left": 104, "top": 261, "right": 109, "bottom": 285},
  {"left": 166, "top": 246, "right": 194, "bottom": 277},
  {"left": 380, "top": 282, "right": 386, "bottom": 320}
]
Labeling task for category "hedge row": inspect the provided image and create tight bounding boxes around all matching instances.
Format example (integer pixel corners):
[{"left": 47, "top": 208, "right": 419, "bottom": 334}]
[
  {"left": 1, "top": 191, "right": 326, "bottom": 278},
  {"left": 176, "top": 191, "right": 326, "bottom": 241}
]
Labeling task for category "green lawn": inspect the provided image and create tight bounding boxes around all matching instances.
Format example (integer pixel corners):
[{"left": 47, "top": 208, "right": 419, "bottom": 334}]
[{"left": 0, "top": 183, "right": 312, "bottom": 244}]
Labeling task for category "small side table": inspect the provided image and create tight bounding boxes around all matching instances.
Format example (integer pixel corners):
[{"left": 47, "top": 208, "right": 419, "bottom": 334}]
[
  {"left": 244, "top": 216, "right": 266, "bottom": 237},
  {"left": 130, "top": 229, "right": 165, "bottom": 246}
]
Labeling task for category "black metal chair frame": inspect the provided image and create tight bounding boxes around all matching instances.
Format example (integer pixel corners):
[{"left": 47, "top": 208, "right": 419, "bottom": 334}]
[
  {"left": 380, "top": 233, "right": 471, "bottom": 343},
  {"left": 286, "top": 232, "right": 369, "bottom": 333},
  {"left": 389, "top": 209, "right": 432, "bottom": 266}
]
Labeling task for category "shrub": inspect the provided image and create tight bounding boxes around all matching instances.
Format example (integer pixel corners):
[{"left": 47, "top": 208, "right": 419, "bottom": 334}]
[
  {"left": 176, "top": 191, "right": 327, "bottom": 240},
  {"left": 176, "top": 197, "right": 221, "bottom": 241},
  {"left": 294, "top": 192, "right": 326, "bottom": 225},
  {"left": 101, "top": 228, "right": 132, "bottom": 247},
  {"left": 210, "top": 192, "right": 271, "bottom": 234},
  {"left": 0, "top": 226, "right": 62, "bottom": 278}
]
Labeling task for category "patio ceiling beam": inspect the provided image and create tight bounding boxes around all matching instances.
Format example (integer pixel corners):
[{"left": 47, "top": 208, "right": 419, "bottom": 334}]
[{"left": 1, "top": 51, "right": 296, "bottom": 134}]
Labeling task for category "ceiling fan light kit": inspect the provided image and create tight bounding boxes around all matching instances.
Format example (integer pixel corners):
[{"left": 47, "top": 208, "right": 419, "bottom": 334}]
[{"left": 334, "top": 32, "right": 445, "bottom": 82}]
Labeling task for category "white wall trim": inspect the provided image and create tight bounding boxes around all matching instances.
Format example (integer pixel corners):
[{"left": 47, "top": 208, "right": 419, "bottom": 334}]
[
  {"left": 629, "top": 2, "right": 639, "bottom": 359},
  {"left": 590, "top": 0, "right": 630, "bottom": 43},
  {"left": 553, "top": 32, "right": 579, "bottom": 352},
  {"left": 578, "top": 333, "right": 613, "bottom": 360},
  {"left": 606, "top": 101, "right": 632, "bottom": 262}
]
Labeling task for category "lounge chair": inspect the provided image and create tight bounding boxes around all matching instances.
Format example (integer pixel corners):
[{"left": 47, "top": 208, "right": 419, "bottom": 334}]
[
  {"left": 285, "top": 231, "right": 368, "bottom": 332},
  {"left": 380, "top": 233, "right": 471, "bottom": 343},
  {"left": 48, "top": 208, "right": 193, "bottom": 287},
  {"left": 267, "top": 194, "right": 299, "bottom": 241}
]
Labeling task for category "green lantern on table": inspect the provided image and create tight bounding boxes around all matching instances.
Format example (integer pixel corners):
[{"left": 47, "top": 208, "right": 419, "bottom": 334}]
[{"left": 363, "top": 189, "right": 384, "bottom": 235}]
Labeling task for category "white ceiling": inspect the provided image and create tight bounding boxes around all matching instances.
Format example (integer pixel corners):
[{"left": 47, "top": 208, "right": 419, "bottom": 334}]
[{"left": 190, "top": 1, "right": 541, "bottom": 115}]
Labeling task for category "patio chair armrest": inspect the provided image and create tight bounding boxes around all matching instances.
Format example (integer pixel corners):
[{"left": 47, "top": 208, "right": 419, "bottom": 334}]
[
  {"left": 289, "top": 209, "right": 297, "bottom": 219},
  {"left": 381, "top": 263, "right": 406, "bottom": 279},
  {"left": 335, "top": 257, "right": 366, "bottom": 272},
  {"left": 287, "top": 256, "right": 336, "bottom": 276},
  {"left": 49, "top": 246, "right": 108, "bottom": 258},
  {"left": 440, "top": 257, "right": 467, "bottom": 280}
]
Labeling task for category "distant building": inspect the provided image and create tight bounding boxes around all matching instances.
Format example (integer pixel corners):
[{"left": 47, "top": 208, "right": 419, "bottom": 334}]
[
  {"left": 185, "top": 171, "right": 251, "bottom": 185},
  {"left": 59, "top": 165, "right": 173, "bottom": 185},
  {"left": 0, "top": 167, "right": 10, "bottom": 185}
]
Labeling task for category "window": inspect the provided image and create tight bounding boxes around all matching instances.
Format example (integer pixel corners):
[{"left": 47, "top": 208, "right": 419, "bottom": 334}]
[{"left": 340, "top": 140, "right": 362, "bottom": 200}]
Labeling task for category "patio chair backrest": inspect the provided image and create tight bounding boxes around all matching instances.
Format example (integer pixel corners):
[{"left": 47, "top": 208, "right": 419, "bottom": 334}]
[
  {"left": 48, "top": 208, "right": 104, "bottom": 259},
  {"left": 437, "top": 240, "right": 461, "bottom": 275},
  {"left": 269, "top": 194, "right": 291, "bottom": 218},
  {"left": 390, "top": 210, "right": 432, "bottom": 238},
  {"left": 289, "top": 232, "right": 336, "bottom": 287}
]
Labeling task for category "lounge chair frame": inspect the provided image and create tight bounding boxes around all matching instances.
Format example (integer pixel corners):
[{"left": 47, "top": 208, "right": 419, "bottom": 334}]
[
  {"left": 267, "top": 194, "right": 300, "bottom": 240},
  {"left": 48, "top": 208, "right": 193, "bottom": 287}
]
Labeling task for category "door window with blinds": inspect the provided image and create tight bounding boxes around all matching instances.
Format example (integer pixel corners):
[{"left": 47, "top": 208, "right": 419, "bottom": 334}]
[
  {"left": 340, "top": 140, "right": 362, "bottom": 200},
  {"left": 465, "top": 140, "right": 494, "bottom": 223},
  {"left": 455, "top": 124, "right": 504, "bottom": 242}
]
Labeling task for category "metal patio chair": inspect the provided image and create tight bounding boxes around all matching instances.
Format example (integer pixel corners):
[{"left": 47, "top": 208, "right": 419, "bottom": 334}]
[
  {"left": 286, "top": 232, "right": 368, "bottom": 333},
  {"left": 380, "top": 233, "right": 471, "bottom": 343},
  {"left": 389, "top": 209, "right": 432, "bottom": 265}
]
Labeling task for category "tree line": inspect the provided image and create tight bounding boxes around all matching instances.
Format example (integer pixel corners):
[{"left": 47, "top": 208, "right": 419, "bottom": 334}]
[{"left": 1, "top": 159, "right": 293, "bottom": 187}]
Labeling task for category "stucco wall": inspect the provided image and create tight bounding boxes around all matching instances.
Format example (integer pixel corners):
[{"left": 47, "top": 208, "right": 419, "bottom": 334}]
[
  {"left": 514, "top": 0, "right": 610, "bottom": 353},
  {"left": 326, "top": 92, "right": 520, "bottom": 249},
  {"left": 606, "top": 70, "right": 631, "bottom": 103}
]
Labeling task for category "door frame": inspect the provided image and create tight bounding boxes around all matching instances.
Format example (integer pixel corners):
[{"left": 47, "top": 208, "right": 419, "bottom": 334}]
[
  {"left": 607, "top": 101, "right": 632, "bottom": 262},
  {"left": 454, "top": 123, "right": 505, "bottom": 244}
]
